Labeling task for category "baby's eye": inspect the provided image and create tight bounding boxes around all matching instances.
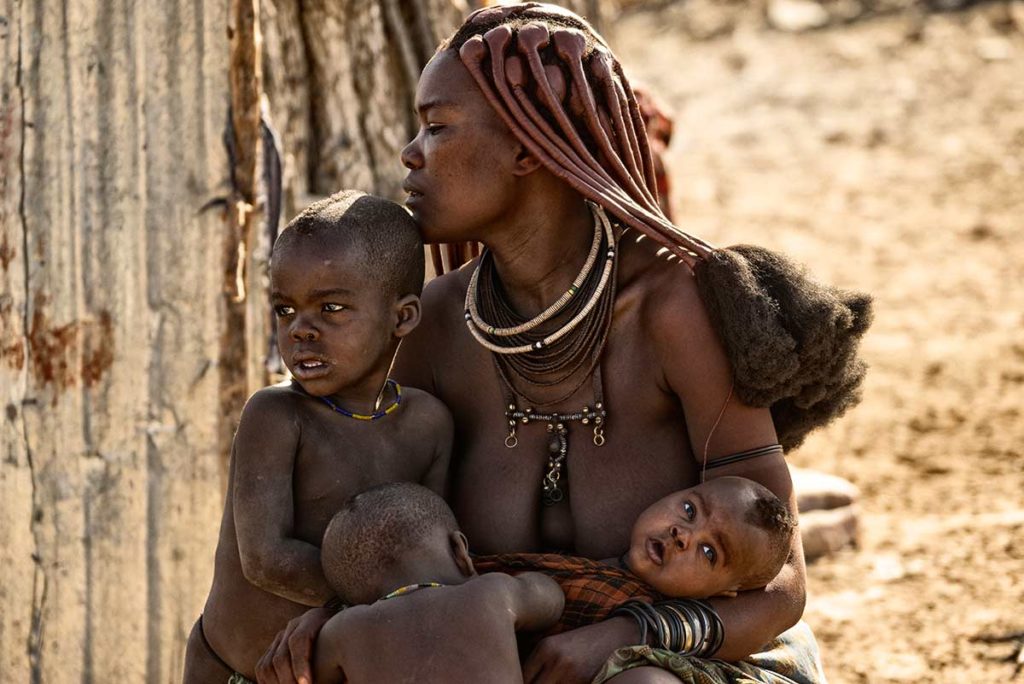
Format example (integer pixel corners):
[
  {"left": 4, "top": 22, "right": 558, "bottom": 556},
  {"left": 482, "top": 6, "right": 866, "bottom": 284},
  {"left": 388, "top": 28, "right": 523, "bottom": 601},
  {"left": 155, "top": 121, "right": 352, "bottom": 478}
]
[
  {"left": 274, "top": 305, "right": 295, "bottom": 317},
  {"left": 322, "top": 303, "right": 345, "bottom": 313},
  {"left": 701, "top": 544, "right": 717, "bottom": 566},
  {"left": 682, "top": 501, "right": 696, "bottom": 520}
]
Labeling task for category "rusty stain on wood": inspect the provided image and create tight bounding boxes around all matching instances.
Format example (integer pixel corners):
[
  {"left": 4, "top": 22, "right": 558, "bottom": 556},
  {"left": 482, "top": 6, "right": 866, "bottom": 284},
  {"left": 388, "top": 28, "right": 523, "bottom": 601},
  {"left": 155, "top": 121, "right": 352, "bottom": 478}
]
[{"left": 26, "top": 294, "right": 115, "bottom": 395}]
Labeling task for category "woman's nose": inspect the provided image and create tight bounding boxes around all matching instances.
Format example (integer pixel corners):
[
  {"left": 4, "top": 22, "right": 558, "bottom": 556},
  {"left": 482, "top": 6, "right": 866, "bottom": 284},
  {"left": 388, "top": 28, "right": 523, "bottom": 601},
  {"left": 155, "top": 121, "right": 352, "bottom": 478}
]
[{"left": 401, "top": 135, "right": 423, "bottom": 170}]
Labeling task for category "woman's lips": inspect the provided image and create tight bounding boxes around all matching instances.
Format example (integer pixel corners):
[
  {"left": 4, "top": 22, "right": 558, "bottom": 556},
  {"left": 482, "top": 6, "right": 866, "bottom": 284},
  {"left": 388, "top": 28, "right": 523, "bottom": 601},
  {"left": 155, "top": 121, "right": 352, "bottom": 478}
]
[
  {"left": 646, "top": 538, "right": 665, "bottom": 566},
  {"left": 404, "top": 191, "right": 423, "bottom": 209}
]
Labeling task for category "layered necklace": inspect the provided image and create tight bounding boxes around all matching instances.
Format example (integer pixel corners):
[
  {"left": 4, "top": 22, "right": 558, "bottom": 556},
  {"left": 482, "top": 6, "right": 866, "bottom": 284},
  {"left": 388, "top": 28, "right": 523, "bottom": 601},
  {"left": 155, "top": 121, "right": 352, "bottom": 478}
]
[{"left": 464, "top": 202, "right": 618, "bottom": 506}]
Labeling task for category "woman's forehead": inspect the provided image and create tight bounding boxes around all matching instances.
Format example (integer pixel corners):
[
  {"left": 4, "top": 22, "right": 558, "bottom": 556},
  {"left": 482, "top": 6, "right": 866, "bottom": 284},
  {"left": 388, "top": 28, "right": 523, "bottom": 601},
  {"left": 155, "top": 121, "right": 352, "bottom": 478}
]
[{"left": 416, "top": 51, "right": 485, "bottom": 111}]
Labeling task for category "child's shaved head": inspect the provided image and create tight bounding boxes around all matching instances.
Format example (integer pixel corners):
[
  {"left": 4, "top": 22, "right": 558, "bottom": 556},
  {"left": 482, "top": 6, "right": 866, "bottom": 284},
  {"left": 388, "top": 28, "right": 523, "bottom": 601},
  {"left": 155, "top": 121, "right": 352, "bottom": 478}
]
[
  {"left": 274, "top": 190, "right": 424, "bottom": 299},
  {"left": 738, "top": 481, "right": 798, "bottom": 589},
  {"left": 322, "top": 483, "right": 459, "bottom": 605}
]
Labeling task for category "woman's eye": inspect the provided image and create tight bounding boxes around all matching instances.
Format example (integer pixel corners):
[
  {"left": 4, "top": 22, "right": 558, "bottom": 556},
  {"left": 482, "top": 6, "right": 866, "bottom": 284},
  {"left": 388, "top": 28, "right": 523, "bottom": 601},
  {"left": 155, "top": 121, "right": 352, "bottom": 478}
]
[
  {"left": 323, "top": 303, "right": 345, "bottom": 313},
  {"left": 701, "top": 544, "right": 717, "bottom": 565},
  {"left": 274, "top": 305, "right": 294, "bottom": 316},
  {"left": 683, "top": 501, "right": 696, "bottom": 520}
]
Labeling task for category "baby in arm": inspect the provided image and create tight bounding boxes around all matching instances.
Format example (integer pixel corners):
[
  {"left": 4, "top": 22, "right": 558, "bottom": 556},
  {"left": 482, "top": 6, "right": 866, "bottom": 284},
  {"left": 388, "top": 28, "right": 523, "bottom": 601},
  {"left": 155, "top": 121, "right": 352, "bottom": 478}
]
[
  {"left": 312, "top": 483, "right": 565, "bottom": 684},
  {"left": 183, "top": 191, "right": 453, "bottom": 683},
  {"left": 476, "top": 476, "right": 799, "bottom": 633}
]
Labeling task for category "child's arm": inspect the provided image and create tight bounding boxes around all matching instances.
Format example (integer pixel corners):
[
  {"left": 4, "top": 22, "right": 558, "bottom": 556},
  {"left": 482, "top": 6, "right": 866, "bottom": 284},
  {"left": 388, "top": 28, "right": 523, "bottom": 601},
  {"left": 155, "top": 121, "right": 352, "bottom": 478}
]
[
  {"left": 503, "top": 572, "right": 565, "bottom": 632},
  {"left": 311, "top": 613, "right": 349, "bottom": 684},
  {"left": 420, "top": 399, "right": 454, "bottom": 498},
  {"left": 232, "top": 390, "right": 333, "bottom": 606}
]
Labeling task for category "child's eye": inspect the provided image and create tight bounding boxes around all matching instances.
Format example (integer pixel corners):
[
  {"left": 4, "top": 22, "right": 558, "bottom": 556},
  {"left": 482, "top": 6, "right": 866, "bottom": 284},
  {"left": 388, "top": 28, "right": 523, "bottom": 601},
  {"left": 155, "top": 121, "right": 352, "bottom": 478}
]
[
  {"left": 682, "top": 501, "right": 696, "bottom": 520},
  {"left": 274, "top": 305, "right": 295, "bottom": 316},
  {"left": 701, "top": 544, "right": 717, "bottom": 565},
  {"left": 425, "top": 123, "right": 445, "bottom": 136},
  {"left": 322, "top": 303, "right": 345, "bottom": 313}
]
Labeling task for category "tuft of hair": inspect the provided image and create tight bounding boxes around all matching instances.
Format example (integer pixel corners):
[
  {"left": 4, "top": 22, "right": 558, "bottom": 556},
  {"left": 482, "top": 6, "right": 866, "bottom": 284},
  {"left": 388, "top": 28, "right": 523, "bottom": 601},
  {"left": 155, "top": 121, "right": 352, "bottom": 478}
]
[
  {"left": 273, "top": 189, "right": 424, "bottom": 299},
  {"left": 321, "top": 482, "right": 458, "bottom": 605},
  {"left": 695, "top": 245, "right": 873, "bottom": 451},
  {"left": 739, "top": 481, "right": 799, "bottom": 590}
]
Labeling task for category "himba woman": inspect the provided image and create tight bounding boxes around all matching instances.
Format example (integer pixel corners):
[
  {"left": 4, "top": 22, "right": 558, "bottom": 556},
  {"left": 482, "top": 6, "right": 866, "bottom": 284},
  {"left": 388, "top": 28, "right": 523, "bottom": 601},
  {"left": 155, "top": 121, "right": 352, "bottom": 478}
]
[{"left": 259, "top": 3, "right": 870, "bottom": 683}]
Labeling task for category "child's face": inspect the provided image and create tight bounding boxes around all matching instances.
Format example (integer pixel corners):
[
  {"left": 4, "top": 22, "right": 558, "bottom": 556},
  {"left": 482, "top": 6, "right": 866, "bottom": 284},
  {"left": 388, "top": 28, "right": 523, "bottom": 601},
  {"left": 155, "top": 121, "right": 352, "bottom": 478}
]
[
  {"left": 271, "top": 240, "right": 397, "bottom": 399},
  {"left": 626, "top": 478, "right": 772, "bottom": 599}
]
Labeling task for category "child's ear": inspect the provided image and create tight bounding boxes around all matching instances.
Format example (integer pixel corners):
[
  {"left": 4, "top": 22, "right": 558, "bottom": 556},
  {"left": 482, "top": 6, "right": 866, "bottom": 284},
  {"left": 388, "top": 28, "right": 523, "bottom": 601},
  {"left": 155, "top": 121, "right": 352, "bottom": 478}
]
[
  {"left": 450, "top": 531, "right": 476, "bottom": 578},
  {"left": 511, "top": 143, "right": 543, "bottom": 177},
  {"left": 393, "top": 294, "right": 422, "bottom": 338}
]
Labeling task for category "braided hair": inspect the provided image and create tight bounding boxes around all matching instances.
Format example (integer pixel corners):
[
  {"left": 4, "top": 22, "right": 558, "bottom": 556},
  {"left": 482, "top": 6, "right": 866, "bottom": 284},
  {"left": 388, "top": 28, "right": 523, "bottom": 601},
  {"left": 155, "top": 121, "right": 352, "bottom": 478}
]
[{"left": 439, "top": 3, "right": 872, "bottom": 450}]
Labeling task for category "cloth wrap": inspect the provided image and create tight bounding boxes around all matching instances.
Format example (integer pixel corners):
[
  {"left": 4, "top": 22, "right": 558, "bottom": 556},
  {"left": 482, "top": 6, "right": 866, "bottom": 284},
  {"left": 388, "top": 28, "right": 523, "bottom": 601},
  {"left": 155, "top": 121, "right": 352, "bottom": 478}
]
[{"left": 475, "top": 553, "right": 827, "bottom": 684}]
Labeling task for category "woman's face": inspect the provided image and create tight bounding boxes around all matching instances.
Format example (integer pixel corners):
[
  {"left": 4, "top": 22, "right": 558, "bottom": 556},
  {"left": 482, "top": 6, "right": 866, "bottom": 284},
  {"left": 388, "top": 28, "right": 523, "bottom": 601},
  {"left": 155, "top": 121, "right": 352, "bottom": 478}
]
[{"left": 401, "top": 51, "right": 523, "bottom": 244}]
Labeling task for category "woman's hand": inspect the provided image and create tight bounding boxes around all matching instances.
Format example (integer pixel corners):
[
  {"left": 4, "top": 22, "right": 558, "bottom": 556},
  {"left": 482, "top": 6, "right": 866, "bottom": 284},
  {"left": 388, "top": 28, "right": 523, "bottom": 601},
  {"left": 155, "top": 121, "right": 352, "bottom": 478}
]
[
  {"left": 255, "top": 606, "right": 332, "bottom": 684},
  {"left": 523, "top": 616, "right": 639, "bottom": 684}
]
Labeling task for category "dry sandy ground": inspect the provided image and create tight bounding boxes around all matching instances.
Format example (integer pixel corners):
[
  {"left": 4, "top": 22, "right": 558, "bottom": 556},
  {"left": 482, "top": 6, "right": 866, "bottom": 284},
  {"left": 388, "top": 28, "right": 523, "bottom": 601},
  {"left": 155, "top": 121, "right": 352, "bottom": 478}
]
[{"left": 611, "top": 3, "right": 1024, "bottom": 682}]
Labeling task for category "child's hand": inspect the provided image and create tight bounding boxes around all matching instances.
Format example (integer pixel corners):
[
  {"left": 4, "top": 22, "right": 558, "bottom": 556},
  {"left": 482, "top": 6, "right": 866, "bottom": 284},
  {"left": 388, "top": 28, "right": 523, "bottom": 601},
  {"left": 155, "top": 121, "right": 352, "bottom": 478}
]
[
  {"left": 255, "top": 605, "right": 333, "bottom": 684},
  {"left": 523, "top": 616, "right": 640, "bottom": 684}
]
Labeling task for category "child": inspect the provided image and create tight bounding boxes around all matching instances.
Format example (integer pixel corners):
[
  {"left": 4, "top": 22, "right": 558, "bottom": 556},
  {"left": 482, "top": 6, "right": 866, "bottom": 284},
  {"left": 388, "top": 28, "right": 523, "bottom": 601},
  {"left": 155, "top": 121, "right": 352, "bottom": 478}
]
[
  {"left": 475, "top": 476, "right": 799, "bottom": 634},
  {"left": 312, "top": 483, "right": 565, "bottom": 684},
  {"left": 183, "top": 191, "right": 454, "bottom": 683}
]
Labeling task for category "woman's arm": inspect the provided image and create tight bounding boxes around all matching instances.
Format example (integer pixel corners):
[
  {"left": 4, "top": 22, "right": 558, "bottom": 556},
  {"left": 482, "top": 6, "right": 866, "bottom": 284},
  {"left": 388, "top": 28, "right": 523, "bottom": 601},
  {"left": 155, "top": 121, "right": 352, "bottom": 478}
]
[{"left": 650, "top": 266, "right": 806, "bottom": 658}]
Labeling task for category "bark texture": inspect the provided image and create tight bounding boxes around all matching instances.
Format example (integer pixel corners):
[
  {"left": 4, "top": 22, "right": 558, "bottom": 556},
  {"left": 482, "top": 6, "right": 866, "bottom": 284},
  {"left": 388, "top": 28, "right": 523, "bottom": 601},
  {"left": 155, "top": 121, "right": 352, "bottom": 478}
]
[
  {"left": 261, "top": 0, "right": 463, "bottom": 219},
  {"left": 0, "top": 0, "right": 465, "bottom": 681},
  {"left": 1, "top": 0, "right": 229, "bottom": 681}
]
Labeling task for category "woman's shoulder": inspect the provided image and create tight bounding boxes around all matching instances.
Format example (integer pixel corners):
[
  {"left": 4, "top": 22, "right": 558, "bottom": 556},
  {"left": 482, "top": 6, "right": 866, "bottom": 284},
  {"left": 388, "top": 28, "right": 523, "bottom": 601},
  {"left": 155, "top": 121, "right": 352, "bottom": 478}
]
[{"left": 617, "top": 232, "right": 708, "bottom": 337}]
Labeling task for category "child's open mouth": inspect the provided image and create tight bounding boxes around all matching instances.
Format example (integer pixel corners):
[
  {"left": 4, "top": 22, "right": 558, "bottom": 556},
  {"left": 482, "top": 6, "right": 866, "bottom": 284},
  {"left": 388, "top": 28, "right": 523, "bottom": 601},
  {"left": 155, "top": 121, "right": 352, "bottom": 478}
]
[
  {"left": 292, "top": 358, "right": 331, "bottom": 380},
  {"left": 646, "top": 538, "right": 665, "bottom": 566}
]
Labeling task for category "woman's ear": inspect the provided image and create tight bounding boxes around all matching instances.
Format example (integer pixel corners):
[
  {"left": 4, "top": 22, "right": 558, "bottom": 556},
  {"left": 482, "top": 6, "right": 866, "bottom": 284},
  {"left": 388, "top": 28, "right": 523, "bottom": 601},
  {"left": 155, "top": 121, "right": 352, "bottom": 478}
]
[
  {"left": 511, "top": 143, "right": 543, "bottom": 177},
  {"left": 393, "top": 294, "right": 422, "bottom": 338},
  {"left": 450, "top": 531, "right": 476, "bottom": 578}
]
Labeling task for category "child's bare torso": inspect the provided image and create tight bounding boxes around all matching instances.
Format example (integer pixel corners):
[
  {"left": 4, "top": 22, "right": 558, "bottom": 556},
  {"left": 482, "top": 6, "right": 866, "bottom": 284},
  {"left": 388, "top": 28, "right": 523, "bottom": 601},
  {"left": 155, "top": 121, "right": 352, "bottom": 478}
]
[
  {"left": 319, "top": 580, "right": 525, "bottom": 684},
  {"left": 201, "top": 383, "right": 446, "bottom": 677}
]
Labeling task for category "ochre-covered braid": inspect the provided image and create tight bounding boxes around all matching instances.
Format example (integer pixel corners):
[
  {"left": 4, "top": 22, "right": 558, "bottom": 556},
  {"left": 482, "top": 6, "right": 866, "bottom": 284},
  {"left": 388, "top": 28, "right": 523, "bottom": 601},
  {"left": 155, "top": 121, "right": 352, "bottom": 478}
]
[{"left": 445, "top": 3, "right": 714, "bottom": 265}]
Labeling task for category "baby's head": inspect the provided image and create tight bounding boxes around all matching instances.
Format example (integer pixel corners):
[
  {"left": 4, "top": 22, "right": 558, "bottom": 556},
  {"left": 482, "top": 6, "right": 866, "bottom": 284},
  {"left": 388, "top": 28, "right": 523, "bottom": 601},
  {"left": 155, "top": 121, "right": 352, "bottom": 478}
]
[
  {"left": 626, "top": 476, "right": 797, "bottom": 599},
  {"left": 321, "top": 483, "right": 473, "bottom": 606},
  {"left": 271, "top": 190, "right": 424, "bottom": 397}
]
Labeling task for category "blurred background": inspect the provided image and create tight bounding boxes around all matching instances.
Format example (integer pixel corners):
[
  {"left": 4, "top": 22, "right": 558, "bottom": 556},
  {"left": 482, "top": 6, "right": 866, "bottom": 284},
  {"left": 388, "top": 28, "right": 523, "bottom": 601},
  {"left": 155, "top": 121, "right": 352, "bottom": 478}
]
[{"left": 1, "top": 0, "right": 1021, "bottom": 681}]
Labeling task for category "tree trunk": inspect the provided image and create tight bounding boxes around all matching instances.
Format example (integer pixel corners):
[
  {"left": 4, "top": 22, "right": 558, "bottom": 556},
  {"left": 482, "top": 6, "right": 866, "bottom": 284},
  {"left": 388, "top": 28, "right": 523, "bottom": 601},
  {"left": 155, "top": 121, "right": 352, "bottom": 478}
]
[{"left": 1, "top": 1, "right": 229, "bottom": 681}]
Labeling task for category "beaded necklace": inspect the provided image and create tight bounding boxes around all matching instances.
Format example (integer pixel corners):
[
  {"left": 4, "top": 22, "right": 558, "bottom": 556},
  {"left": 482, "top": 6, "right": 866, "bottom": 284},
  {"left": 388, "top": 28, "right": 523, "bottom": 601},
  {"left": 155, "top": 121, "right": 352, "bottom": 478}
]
[
  {"left": 466, "top": 204, "right": 619, "bottom": 506},
  {"left": 379, "top": 582, "right": 444, "bottom": 601},
  {"left": 320, "top": 379, "right": 402, "bottom": 420}
]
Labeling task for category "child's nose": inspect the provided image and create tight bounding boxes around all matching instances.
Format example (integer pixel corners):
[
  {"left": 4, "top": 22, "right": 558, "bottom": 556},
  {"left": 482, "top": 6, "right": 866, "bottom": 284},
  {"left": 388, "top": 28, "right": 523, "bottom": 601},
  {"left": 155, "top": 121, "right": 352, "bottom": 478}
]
[
  {"left": 290, "top": 322, "right": 319, "bottom": 341},
  {"left": 670, "top": 525, "right": 686, "bottom": 550}
]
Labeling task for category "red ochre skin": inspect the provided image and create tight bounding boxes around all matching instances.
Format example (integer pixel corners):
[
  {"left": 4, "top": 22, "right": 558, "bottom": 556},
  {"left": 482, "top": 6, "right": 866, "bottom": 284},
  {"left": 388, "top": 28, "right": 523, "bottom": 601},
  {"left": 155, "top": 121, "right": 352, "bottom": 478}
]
[{"left": 184, "top": 240, "right": 453, "bottom": 681}]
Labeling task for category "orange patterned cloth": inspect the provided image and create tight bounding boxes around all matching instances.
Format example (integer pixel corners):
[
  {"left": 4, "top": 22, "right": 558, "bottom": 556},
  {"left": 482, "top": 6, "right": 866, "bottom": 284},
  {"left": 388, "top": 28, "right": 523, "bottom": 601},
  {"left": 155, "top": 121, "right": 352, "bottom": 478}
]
[{"left": 474, "top": 552, "right": 664, "bottom": 634}]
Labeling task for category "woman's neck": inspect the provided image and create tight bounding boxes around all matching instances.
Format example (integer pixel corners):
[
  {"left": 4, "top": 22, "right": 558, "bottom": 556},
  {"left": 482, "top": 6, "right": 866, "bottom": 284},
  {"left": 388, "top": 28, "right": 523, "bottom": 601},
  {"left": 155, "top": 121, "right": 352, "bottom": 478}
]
[{"left": 484, "top": 197, "right": 595, "bottom": 318}]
